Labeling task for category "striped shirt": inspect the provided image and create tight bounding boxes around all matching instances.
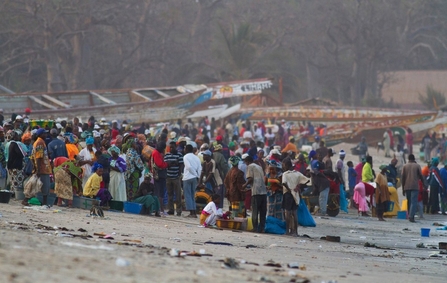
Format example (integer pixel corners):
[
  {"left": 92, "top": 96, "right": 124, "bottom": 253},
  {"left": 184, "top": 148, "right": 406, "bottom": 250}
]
[{"left": 164, "top": 152, "right": 184, "bottom": 179}]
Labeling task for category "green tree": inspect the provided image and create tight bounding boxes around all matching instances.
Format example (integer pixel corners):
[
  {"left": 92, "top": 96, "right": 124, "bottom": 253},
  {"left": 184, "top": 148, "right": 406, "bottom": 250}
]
[{"left": 418, "top": 85, "right": 445, "bottom": 109}]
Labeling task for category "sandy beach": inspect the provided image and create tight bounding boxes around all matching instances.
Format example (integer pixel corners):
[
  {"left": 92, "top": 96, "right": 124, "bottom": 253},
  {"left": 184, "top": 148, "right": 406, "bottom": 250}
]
[{"left": 0, "top": 143, "right": 446, "bottom": 283}]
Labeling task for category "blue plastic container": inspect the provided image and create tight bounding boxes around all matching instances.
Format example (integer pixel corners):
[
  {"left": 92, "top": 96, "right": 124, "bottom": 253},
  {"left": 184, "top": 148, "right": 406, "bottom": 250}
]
[
  {"left": 421, "top": 228, "right": 430, "bottom": 237},
  {"left": 72, "top": 195, "right": 81, "bottom": 208},
  {"left": 397, "top": 210, "right": 407, "bottom": 219},
  {"left": 124, "top": 202, "right": 143, "bottom": 214}
]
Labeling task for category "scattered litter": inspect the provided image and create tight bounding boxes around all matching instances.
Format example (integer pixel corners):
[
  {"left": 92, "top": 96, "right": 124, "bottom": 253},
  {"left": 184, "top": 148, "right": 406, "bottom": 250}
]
[
  {"left": 288, "top": 262, "right": 300, "bottom": 268},
  {"left": 115, "top": 257, "right": 130, "bottom": 267},
  {"left": 436, "top": 227, "right": 447, "bottom": 231},
  {"left": 196, "top": 270, "right": 207, "bottom": 276},
  {"left": 246, "top": 244, "right": 258, "bottom": 249},
  {"left": 402, "top": 228, "right": 410, "bottom": 231},
  {"left": 433, "top": 222, "right": 445, "bottom": 226},
  {"left": 57, "top": 233, "right": 73, "bottom": 238},
  {"left": 359, "top": 236, "right": 367, "bottom": 239},
  {"left": 288, "top": 271, "right": 296, "bottom": 276},
  {"left": 349, "top": 230, "right": 358, "bottom": 233},
  {"left": 99, "top": 235, "right": 114, "bottom": 240},
  {"left": 169, "top": 248, "right": 183, "bottom": 257},
  {"left": 123, "top": 239, "right": 142, "bottom": 243},
  {"left": 170, "top": 237, "right": 182, "bottom": 242},
  {"left": 204, "top": 241, "right": 233, "bottom": 246},
  {"left": 416, "top": 243, "right": 426, "bottom": 248},
  {"left": 221, "top": 257, "right": 239, "bottom": 269},
  {"left": 429, "top": 252, "right": 443, "bottom": 258},
  {"left": 94, "top": 232, "right": 106, "bottom": 237},
  {"left": 60, "top": 241, "right": 114, "bottom": 251},
  {"left": 364, "top": 242, "right": 395, "bottom": 250},
  {"left": 269, "top": 244, "right": 278, "bottom": 248},
  {"left": 199, "top": 249, "right": 206, "bottom": 254},
  {"left": 264, "top": 260, "right": 282, "bottom": 268},
  {"left": 78, "top": 228, "right": 87, "bottom": 232},
  {"left": 299, "top": 240, "right": 306, "bottom": 243}
]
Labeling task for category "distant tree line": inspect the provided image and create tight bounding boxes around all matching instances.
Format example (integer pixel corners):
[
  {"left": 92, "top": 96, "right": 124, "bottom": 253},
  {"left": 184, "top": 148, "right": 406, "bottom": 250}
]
[{"left": 1, "top": 0, "right": 446, "bottom": 106}]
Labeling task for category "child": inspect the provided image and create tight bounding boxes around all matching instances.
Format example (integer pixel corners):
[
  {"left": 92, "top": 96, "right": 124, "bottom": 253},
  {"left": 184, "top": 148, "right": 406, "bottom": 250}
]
[
  {"left": 347, "top": 161, "right": 357, "bottom": 208},
  {"left": 200, "top": 194, "right": 224, "bottom": 227}
]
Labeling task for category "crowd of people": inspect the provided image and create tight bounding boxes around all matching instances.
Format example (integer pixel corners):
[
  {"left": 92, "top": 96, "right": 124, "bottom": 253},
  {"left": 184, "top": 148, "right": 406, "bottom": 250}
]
[{"left": 0, "top": 110, "right": 446, "bottom": 234}]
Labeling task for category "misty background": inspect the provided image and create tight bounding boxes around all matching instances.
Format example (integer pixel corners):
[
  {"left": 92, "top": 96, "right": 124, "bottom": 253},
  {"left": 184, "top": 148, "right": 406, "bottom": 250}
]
[{"left": 1, "top": 0, "right": 446, "bottom": 107}]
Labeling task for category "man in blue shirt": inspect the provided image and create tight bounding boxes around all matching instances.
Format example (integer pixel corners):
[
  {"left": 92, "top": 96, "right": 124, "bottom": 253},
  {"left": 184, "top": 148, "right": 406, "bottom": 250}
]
[{"left": 48, "top": 128, "right": 68, "bottom": 160}]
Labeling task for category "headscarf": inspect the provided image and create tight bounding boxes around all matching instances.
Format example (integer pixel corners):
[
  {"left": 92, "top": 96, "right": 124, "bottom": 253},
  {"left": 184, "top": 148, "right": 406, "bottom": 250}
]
[
  {"left": 21, "top": 132, "right": 32, "bottom": 143},
  {"left": 86, "top": 137, "right": 94, "bottom": 145},
  {"left": 108, "top": 145, "right": 120, "bottom": 155},
  {"left": 229, "top": 156, "right": 241, "bottom": 166},
  {"left": 64, "top": 132, "right": 76, "bottom": 144},
  {"left": 228, "top": 141, "right": 235, "bottom": 148},
  {"left": 308, "top": 150, "right": 316, "bottom": 161},
  {"left": 91, "top": 162, "right": 103, "bottom": 173},
  {"left": 267, "top": 159, "right": 282, "bottom": 169},
  {"left": 431, "top": 157, "right": 439, "bottom": 167}
]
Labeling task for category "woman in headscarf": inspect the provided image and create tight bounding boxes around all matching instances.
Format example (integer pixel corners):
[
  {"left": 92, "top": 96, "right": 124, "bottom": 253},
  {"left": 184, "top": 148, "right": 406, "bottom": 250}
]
[
  {"left": 54, "top": 156, "right": 83, "bottom": 207},
  {"left": 108, "top": 145, "right": 127, "bottom": 201},
  {"left": 375, "top": 165, "right": 391, "bottom": 221},
  {"left": 7, "top": 130, "right": 26, "bottom": 195},
  {"left": 224, "top": 156, "right": 246, "bottom": 218},
  {"left": 83, "top": 162, "right": 112, "bottom": 206},
  {"left": 125, "top": 139, "right": 145, "bottom": 200},
  {"left": 78, "top": 137, "right": 97, "bottom": 188},
  {"left": 65, "top": 133, "right": 79, "bottom": 160},
  {"left": 427, "top": 157, "right": 443, "bottom": 214},
  {"left": 21, "top": 132, "right": 33, "bottom": 177},
  {"left": 265, "top": 159, "right": 284, "bottom": 220}
]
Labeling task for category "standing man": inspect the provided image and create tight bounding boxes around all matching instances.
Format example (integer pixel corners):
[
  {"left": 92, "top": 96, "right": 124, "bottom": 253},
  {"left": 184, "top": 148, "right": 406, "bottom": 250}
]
[
  {"left": 164, "top": 141, "right": 184, "bottom": 216},
  {"left": 215, "top": 135, "right": 229, "bottom": 161},
  {"left": 310, "top": 150, "right": 330, "bottom": 215},
  {"left": 33, "top": 128, "right": 52, "bottom": 206},
  {"left": 336, "top": 150, "right": 346, "bottom": 189},
  {"left": 48, "top": 128, "right": 68, "bottom": 160},
  {"left": 323, "top": 148, "right": 334, "bottom": 172},
  {"left": 401, "top": 154, "right": 425, "bottom": 222},
  {"left": 242, "top": 155, "right": 267, "bottom": 233},
  {"left": 182, "top": 144, "right": 201, "bottom": 218}
]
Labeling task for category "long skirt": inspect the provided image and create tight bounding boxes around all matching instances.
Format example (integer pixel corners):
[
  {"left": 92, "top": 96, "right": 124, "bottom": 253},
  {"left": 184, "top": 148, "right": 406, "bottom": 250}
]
[
  {"left": 8, "top": 168, "right": 25, "bottom": 192},
  {"left": 384, "top": 186, "right": 400, "bottom": 217},
  {"left": 54, "top": 170, "right": 73, "bottom": 200},
  {"left": 126, "top": 171, "right": 140, "bottom": 201},
  {"left": 109, "top": 171, "right": 127, "bottom": 202},
  {"left": 353, "top": 183, "right": 369, "bottom": 212},
  {"left": 428, "top": 184, "right": 440, "bottom": 213},
  {"left": 267, "top": 190, "right": 284, "bottom": 220},
  {"left": 133, "top": 195, "right": 160, "bottom": 213}
]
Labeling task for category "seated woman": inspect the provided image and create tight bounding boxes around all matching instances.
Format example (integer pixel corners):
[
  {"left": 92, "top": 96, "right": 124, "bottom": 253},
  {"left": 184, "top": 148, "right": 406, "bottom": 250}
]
[
  {"left": 83, "top": 163, "right": 112, "bottom": 206},
  {"left": 133, "top": 173, "right": 161, "bottom": 217}
]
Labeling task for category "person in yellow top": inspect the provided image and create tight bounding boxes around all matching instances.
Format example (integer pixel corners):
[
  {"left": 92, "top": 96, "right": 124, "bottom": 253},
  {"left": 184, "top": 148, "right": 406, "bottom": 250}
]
[
  {"left": 281, "top": 136, "right": 299, "bottom": 155},
  {"left": 362, "top": 156, "right": 374, "bottom": 183},
  {"left": 83, "top": 163, "right": 103, "bottom": 198}
]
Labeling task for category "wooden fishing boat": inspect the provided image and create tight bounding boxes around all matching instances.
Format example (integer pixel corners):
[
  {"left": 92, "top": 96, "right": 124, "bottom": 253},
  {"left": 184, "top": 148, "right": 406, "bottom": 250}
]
[{"left": 242, "top": 106, "right": 440, "bottom": 146}]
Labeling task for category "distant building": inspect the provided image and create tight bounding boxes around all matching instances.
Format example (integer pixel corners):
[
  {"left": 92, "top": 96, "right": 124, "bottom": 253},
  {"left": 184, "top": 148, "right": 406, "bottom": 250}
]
[{"left": 381, "top": 70, "right": 447, "bottom": 109}]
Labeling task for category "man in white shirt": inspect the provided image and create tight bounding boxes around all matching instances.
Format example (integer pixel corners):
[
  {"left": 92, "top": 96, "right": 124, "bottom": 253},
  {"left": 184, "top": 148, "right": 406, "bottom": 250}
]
[
  {"left": 242, "top": 155, "right": 267, "bottom": 233},
  {"left": 182, "top": 144, "right": 202, "bottom": 218}
]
